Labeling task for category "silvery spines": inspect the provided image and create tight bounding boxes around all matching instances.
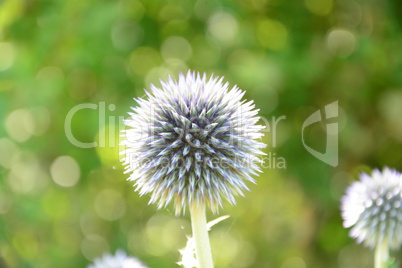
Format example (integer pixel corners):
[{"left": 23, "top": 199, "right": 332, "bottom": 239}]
[
  {"left": 342, "top": 167, "right": 402, "bottom": 249},
  {"left": 122, "top": 71, "right": 266, "bottom": 215}
]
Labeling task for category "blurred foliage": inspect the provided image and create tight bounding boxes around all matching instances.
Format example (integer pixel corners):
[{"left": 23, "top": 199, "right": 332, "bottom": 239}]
[{"left": 0, "top": 0, "right": 402, "bottom": 267}]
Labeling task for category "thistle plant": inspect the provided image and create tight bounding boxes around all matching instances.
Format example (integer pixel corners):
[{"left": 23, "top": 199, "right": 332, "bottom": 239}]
[
  {"left": 341, "top": 167, "right": 402, "bottom": 268},
  {"left": 87, "top": 250, "right": 147, "bottom": 268},
  {"left": 122, "top": 71, "right": 265, "bottom": 267}
]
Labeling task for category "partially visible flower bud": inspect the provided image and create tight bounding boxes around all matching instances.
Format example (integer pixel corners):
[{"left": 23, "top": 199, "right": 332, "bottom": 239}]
[{"left": 341, "top": 167, "right": 402, "bottom": 249}]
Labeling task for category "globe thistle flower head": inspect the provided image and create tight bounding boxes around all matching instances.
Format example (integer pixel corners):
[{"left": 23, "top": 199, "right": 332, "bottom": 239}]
[
  {"left": 122, "top": 71, "right": 266, "bottom": 215},
  {"left": 87, "top": 250, "right": 147, "bottom": 268},
  {"left": 341, "top": 167, "right": 402, "bottom": 249}
]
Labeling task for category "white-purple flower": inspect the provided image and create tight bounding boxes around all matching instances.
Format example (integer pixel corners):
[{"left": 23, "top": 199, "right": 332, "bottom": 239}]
[
  {"left": 87, "top": 250, "right": 147, "bottom": 268},
  {"left": 122, "top": 71, "right": 265, "bottom": 214},
  {"left": 341, "top": 167, "right": 402, "bottom": 249}
]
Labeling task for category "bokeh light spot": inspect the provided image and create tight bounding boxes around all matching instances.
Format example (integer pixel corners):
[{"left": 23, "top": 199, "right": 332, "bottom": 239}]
[
  {"left": 208, "top": 11, "right": 238, "bottom": 45},
  {"left": 111, "top": 20, "right": 143, "bottom": 51},
  {"left": 41, "top": 190, "right": 70, "bottom": 219},
  {"left": 304, "top": 0, "right": 333, "bottom": 16},
  {"left": 5, "top": 109, "right": 34, "bottom": 142},
  {"left": 36, "top": 66, "right": 64, "bottom": 82},
  {"left": 326, "top": 28, "right": 356, "bottom": 57},
  {"left": 50, "top": 156, "right": 80, "bottom": 187},
  {"left": 378, "top": 90, "right": 402, "bottom": 141},
  {"left": 143, "top": 214, "right": 186, "bottom": 256},
  {"left": 163, "top": 59, "right": 188, "bottom": 75},
  {"left": 160, "top": 218, "right": 187, "bottom": 250},
  {"left": 228, "top": 49, "right": 283, "bottom": 89},
  {"left": 257, "top": 19, "right": 288, "bottom": 51},
  {"left": 8, "top": 152, "right": 45, "bottom": 194},
  {"left": 94, "top": 189, "right": 126, "bottom": 221},
  {"left": 145, "top": 66, "right": 173, "bottom": 88},
  {"left": 28, "top": 106, "right": 51, "bottom": 136},
  {"left": 80, "top": 213, "right": 104, "bottom": 236},
  {"left": 81, "top": 234, "right": 109, "bottom": 261},
  {"left": 161, "top": 36, "right": 192, "bottom": 61},
  {"left": 159, "top": 3, "right": 190, "bottom": 21},
  {"left": 378, "top": 90, "right": 402, "bottom": 126},
  {"left": 36, "top": 66, "right": 65, "bottom": 97},
  {"left": 129, "top": 47, "right": 162, "bottom": 77}
]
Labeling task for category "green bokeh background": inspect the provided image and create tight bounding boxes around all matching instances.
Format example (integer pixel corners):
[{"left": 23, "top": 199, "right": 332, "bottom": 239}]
[{"left": 1, "top": 0, "right": 402, "bottom": 267}]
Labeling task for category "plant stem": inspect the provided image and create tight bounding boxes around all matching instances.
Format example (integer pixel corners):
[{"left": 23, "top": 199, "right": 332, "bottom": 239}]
[
  {"left": 375, "top": 239, "right": 389, "bottom": 268},
  {"left": 190, "top": 203, "right": 214, "bottom": 268}
]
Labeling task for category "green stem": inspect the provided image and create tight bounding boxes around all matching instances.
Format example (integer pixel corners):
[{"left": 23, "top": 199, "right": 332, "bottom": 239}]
[
  {"left": 190, "top": 203, "right": 214, "bottom": 268},
  {"left": 375, "top": 239, "right": 389, "bottom": 268}
]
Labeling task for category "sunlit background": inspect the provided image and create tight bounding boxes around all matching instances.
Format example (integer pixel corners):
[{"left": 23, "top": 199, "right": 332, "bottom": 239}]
[{"left": 1, "top": 0, "right": 402, "bottom": 267}]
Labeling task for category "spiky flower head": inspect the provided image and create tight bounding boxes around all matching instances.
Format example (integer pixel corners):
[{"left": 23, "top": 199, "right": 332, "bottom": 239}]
[
  {"left": 87, "top": 250, "right": 147, "bottom": 268},
  {"left": 122, "top": 71, "right": 265, "bottom": 214},
  {"left": 341, "top": 167, "right": 402, "bottom": 249}
]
